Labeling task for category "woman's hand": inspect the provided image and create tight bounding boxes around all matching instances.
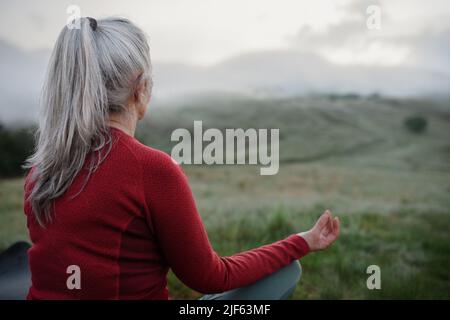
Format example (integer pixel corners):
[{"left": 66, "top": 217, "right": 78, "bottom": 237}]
[{"left": 298, "top": 210, "right": 340, "bottom": 252}]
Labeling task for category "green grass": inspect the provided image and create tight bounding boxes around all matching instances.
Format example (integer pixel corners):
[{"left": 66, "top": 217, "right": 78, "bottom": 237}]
[
  {"left": 1, "top": 95, "right": 450, "bottom": 299},
  {"left": 0, "top": 177, "right": 27, "bottom": 249},
  {"left": 167, "top": 209, "right": 450, "bottom": 299},
  {"left": 163, "top": 164, "right": 450, "bottom": 299},
  {"left": 3, "top": 163, "right": 449, "bottom": 299}
]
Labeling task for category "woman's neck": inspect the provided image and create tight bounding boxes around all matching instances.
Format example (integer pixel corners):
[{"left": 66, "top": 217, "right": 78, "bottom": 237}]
[{"left": 107, "top": 111, "right": 137, "bottom": 137}]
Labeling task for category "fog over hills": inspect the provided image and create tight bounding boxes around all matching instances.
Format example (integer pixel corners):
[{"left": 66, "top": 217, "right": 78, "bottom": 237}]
[
  {"left": 1, "top": 40, "right": 449, "bottom": 124},
  {"left": 0, "top": 41, "right": 48, "bottom": 124},
  {"left": 156, "top": 51, "right": 450, "bottom": 99}
]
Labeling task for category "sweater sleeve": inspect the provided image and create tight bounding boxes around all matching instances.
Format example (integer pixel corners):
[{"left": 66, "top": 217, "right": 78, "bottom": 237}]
[{"left": 142, "top": 151, "right": 310, "bottom": 294}]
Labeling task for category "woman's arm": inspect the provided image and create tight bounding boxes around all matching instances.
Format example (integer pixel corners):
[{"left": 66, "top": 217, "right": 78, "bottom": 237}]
[{"left": 142, "top": 151, "right": 338, "bottom": 293}]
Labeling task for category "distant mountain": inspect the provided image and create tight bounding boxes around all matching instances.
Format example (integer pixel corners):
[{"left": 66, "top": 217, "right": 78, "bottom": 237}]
[
  {"left": 154, "top": 50, "right": 450, "bottom": 100},
  {"left": 1, "top": 40, "right": 449, "bottom": 124},
  {"left": 0, "top": 40, "right": 48, "bottom": 124}
]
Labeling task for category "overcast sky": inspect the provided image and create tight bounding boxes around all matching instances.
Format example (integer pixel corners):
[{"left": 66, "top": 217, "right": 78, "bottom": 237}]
[
  {"left": 0, "top": 0, "right": 449, "bottom": 72},
  {"left": 0, "top": 0, "right": 449, "bottom": 123}
]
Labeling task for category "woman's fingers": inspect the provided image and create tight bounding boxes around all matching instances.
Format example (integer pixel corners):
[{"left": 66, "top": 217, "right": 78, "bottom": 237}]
[
  {"left": 332, "top": 217, "right": 340, "bottom": 238},
  {"left": 322, "top": 210, "right": 334, "bottom": 236},
  {"left": 315, "top": 210, "right": 332, "bottom": 230}
]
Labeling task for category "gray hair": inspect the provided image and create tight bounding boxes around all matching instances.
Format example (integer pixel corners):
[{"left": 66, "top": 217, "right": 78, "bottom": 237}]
[{"left": 24, "top": 17, "right": 152, "bottom": 226}]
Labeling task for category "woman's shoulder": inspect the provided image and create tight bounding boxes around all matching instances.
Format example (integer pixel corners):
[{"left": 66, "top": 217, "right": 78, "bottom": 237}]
[
  {"left": 133, "top": 140, "right": 178, "bottom": 169},
  {"left": 112, "top": 128, "right": 180, "bottom": 175}
]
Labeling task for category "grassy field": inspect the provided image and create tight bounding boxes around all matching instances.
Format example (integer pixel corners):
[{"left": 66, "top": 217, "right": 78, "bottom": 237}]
[{"left": 1, "top": 95, "right": 450, "bottom": 299}]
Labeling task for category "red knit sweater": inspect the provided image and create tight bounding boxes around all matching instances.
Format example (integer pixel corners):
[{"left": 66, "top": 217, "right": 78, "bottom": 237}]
[{"left": 24, "top": 127, "right": 310, "bottom": 300}]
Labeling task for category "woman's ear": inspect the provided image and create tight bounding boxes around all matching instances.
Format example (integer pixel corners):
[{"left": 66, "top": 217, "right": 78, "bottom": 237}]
[
  {"left": 134, "top": 80, "right": 149, "bottom": 120},
  {"left": 133, "top": 83, "right": 142, "bottom": 104}
]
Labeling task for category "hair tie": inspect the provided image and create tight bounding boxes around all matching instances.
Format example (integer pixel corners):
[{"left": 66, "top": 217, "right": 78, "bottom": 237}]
[{"left": 87, "top": 17, "right": 97, "bottom": 31}]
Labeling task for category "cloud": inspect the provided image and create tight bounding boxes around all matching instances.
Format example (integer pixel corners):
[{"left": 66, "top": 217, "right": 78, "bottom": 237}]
[
  {"left": 1, "top": 0, "right": 450, "bottom": 124},
  {"left": 287, "top": 0, "right": 450, "bottom": 75},
  {"left": 403, "top": 28, "right": 450, "bottom": 75}
]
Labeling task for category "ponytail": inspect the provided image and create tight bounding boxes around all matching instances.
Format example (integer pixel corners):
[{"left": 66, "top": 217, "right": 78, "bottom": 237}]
[{"left": 24, "top": 17, "right": 152, "bottom": 226}]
